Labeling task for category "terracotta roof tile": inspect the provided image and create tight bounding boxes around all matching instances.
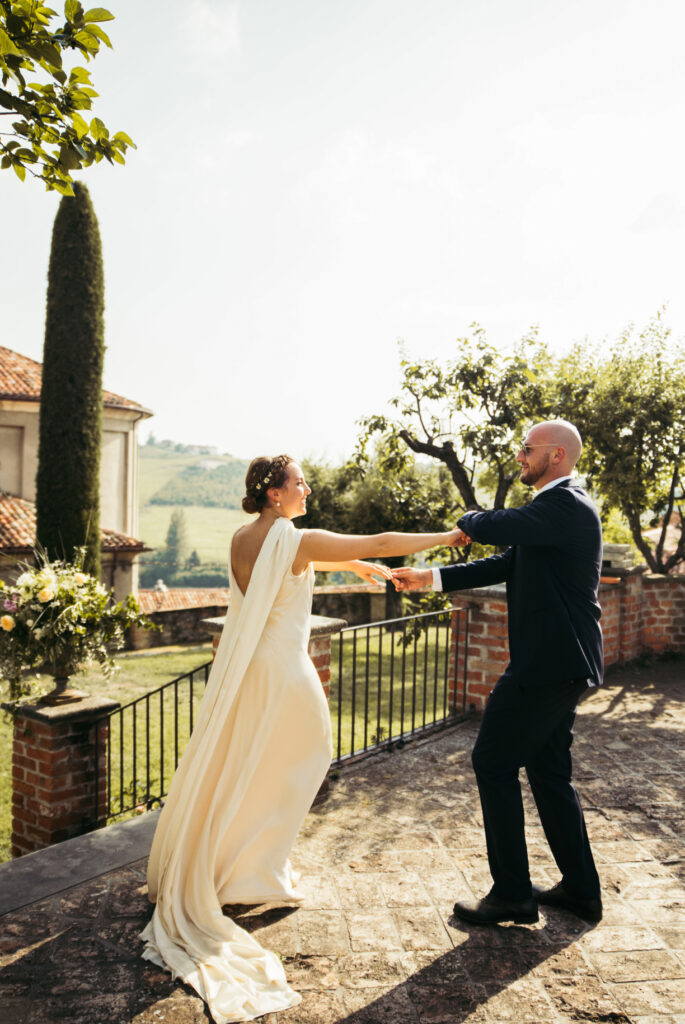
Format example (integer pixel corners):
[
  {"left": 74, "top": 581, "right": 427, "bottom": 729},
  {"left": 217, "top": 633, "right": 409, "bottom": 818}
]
[
  {"left": 137, "top": 588, "right": 230, "bottom": 614},
  {"left": 0, "top": 346, "right": 152, "bottom": 415},
  {"left": 0, "top": 493, "right": 147, "bottom": 555}
]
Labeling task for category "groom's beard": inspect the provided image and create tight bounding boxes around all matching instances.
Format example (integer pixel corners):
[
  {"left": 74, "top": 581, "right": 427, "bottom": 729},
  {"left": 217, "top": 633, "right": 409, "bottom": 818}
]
[{"left": 520, "top": 452, "right": 551, "bottom": 486}]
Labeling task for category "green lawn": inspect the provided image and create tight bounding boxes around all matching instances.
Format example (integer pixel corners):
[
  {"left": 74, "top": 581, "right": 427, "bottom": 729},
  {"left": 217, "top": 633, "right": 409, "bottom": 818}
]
[
  {"left": 1, "top": 622, "right": 456, "bottom": 862},
  {"left": 138, "top": 505, "right": 249, "bottom": 567}
]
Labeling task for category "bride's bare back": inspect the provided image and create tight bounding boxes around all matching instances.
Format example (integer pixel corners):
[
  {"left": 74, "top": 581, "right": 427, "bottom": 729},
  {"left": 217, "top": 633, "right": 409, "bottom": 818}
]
[{"left": 230, "top": 520, "right": 278, "bottom": 597}]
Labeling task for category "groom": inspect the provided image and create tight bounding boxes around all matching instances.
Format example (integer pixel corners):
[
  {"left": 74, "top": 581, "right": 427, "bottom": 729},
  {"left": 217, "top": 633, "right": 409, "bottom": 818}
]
[{"left": 393, "top": 419, "right": 603, "bottom": 925}]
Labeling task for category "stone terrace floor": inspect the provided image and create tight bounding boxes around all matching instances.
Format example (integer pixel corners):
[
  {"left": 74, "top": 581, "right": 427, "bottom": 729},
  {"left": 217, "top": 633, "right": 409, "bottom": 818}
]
[{"left": 1, "top": 656, "right": 685, "bottom": 1024}]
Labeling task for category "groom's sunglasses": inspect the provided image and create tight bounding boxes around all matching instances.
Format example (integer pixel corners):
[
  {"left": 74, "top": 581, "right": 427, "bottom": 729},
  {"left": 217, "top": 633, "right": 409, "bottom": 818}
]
[{"left": 517, "top": 442, "right": 559, "bottom": 456}]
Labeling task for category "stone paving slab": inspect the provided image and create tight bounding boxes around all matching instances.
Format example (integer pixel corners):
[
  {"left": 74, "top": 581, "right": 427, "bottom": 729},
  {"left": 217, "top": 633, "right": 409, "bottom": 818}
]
[{"left": 0, "top": 655, "right": 684, "bottom": 1023}]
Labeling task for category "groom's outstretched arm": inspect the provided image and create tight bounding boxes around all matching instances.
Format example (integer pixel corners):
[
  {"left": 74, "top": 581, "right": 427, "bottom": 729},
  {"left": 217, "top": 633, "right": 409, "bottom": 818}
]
[
  {"left": 393, "top": 548, "right": 512, "bottom": 592},
  {"left": 457, "top": 487, "right": 576, "bottom": 548}
]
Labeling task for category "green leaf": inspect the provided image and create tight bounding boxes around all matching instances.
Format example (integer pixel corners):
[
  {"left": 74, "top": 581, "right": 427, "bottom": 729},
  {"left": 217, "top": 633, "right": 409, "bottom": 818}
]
[
  {"left": 74, "top": 30, "right": 98, "bottom": 51},
  {"left": 0, "top": 28, "right": 21, "bottom": 57},
  {"left": 12, "top": 162, "right": 26, "bottom": 181},
  {"left": 49, "top": 177, "right": 75, "bottom": 195},
  {"left": 89, "top": 116, "right": 107, "bottom": 141},
  {"left": 112, "top": 130, "right": 134, "bottom": 147},
  {"left": 83, "top": 23, "right": 112, "bottom": 47},
  {"left": 58, "top": 143, "right": 81, "bottom": 170},
  {"left": 83, "top": 7, "right": 115, "bottom": 22},
  {"left": 71, "top": 110, "right": 89, "bottom": 139},
  {"left": 65, "top": 0, "right": 83, "bottom": 22},
  {"left": 69, "top": 65, "right": 92, "bottom": 83}
]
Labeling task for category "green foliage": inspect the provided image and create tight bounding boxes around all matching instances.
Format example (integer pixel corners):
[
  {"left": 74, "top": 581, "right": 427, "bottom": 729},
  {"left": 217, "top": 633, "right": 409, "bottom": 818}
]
[
  {"left": 164, "top": 508, "right": 188, "bottom": 569},
  {"left": 36, "top": 181, "right": 104, "bottom": 576},
  {"left": 0, "top": 2, "right": 134, "bottom": 193},
  {"left": 554, "top": 313, "right": 685, "bottom": 574},
  {"left": 150, "top": 459, "right": 249, "bottom": 509},
  {"left": 0, "top": 549, "right": 154, "bottom": 703},
  {"left": 299, "top": 459, "right": 359, "bottom": 534},
  {"left": 302, "top": 449, "right": 461, "bottom": 619},
  {"left": 356, "top": 327, "right": 555, "bottom": 512}
]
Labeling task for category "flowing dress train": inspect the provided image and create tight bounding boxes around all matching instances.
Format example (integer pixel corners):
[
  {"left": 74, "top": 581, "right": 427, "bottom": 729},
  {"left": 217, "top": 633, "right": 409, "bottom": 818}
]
[{"left": 141, "top": 518, "right": 332, "bottom": 1023}]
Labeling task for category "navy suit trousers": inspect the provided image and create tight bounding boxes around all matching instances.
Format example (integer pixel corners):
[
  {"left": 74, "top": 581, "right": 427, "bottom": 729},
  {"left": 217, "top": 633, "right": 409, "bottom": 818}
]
[{"left": 471, "top": 672, "right": 600, "bottom": 901}]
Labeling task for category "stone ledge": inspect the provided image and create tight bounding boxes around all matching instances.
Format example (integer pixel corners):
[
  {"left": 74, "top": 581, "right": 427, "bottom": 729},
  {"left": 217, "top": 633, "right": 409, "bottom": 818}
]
[
  {"left": 202, "top": 613, "right": 348, "bottom": 638},
  {"left": 0, "top": 807, "right": 160, "bottom": 917},
  {"left": 2, "top": 693, "right": 120, "bottom": 723}
]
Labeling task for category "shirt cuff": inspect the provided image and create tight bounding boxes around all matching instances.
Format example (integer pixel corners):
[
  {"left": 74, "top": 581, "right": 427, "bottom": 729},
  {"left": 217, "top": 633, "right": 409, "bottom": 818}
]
[{"left": 432, "top": 568, "right": 443, "bottom": 592}]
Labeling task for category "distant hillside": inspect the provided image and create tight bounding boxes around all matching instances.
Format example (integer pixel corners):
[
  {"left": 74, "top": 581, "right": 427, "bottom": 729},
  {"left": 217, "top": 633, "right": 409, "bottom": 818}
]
[
  {"left": 150, "top": 460, "right": 248, "bottom": 508},
  {"left": 139, "top": 441, "right": 249, "bottom": 509}
]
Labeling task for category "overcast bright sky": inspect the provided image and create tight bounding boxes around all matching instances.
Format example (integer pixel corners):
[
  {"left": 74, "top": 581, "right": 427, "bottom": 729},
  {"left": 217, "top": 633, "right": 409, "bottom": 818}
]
[{"left": 3, "top": 0, "right": 685, "bottom": 462}]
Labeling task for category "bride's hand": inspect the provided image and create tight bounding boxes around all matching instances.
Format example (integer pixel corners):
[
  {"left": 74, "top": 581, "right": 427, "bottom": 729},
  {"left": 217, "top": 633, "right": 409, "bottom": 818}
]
[
  {"left": 448, "top": 528, "right": 471, "bottom": 547},
  {"left": 353, "top": 561, "right": 392, "bottom": 586}
]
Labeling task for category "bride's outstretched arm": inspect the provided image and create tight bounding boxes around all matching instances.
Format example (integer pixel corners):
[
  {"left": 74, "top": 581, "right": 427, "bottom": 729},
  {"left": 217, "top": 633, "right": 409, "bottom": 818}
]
[{"left": 295, "top": 527, "right": 469, "bottom": 574}]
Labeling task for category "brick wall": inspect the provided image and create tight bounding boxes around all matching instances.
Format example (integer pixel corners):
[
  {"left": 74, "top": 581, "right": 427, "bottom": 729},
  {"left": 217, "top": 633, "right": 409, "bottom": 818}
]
[
  {"left": 450, "top": 572, "right": 685, "bottom": 712},
  {"left": 642, "top": 575, "right": 685, "bottom": 653},
  {"left": 10, "top": 696, "right": 119, "bottom": 858}
]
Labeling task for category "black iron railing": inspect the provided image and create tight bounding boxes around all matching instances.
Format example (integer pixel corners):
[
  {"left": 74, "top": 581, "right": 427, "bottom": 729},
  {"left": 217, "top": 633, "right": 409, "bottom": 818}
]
[
  {"left": 329, "top": 606, "right": 470, "bottom": 765},
  {"left": 95, "top": 660, "right": 212, "bottom": 821},
  {"left": 96, "top": 607, "right": 470, "bottom": 822}
]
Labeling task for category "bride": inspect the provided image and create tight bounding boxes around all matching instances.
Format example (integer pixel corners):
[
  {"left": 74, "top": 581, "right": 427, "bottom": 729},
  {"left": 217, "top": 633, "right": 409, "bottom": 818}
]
[{"left": 141, "top": 454, "right": 466, "bottom": 1023}]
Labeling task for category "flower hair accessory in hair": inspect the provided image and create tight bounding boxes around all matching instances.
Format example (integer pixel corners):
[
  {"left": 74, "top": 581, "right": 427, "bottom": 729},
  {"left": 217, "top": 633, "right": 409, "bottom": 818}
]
[{"left": 254, "top": 470, "right": 272, "bottom": 493}]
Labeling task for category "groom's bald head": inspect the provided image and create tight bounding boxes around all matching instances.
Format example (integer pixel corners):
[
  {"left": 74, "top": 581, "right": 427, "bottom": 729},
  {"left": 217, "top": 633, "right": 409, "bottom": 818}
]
[{"left": 527, "top": 420, "right": 583, "bottom": 469}]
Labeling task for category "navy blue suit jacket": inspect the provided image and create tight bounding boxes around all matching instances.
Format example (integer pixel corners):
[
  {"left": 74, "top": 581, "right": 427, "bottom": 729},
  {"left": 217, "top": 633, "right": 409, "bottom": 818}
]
[{"left": 440, "top": 479, "right": 604, "bottom": 687}]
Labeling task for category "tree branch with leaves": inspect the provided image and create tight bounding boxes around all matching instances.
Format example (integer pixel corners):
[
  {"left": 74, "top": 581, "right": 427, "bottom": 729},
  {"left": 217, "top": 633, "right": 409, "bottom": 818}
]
[
  {"left": 0, "top": 1, "right": 133, "bottom": 194},
  {"left": 356, "top": 327, "right": 554, "bottom": 513},
  {"left": 560, "top": 313, "right": 685, "bottom": 575}
]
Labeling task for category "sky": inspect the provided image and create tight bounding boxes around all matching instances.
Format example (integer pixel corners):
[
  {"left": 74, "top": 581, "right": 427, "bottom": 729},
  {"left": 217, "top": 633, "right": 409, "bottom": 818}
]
[{"left": 3, "top": 0, "right": 685, "bottom": 463}]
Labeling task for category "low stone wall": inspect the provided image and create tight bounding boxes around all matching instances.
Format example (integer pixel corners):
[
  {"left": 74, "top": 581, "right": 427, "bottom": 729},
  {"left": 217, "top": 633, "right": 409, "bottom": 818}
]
[
  {"left": 311, "top": 584, "right": 388, "bottom": 625},
  {"left": 129, "top": 603, "right": 228, "bottom": 649}
]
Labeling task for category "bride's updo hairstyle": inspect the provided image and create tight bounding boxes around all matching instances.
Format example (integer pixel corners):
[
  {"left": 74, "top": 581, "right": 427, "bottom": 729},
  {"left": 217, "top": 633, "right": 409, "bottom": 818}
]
[{"left": 242, "top": 455, "right": 294, "bottom": 514}]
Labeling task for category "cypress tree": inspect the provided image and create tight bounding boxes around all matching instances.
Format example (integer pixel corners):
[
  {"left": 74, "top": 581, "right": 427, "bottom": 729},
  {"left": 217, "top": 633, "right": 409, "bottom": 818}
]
[{"left": 36, "top": 182, "right": 105, "bottom": 577}]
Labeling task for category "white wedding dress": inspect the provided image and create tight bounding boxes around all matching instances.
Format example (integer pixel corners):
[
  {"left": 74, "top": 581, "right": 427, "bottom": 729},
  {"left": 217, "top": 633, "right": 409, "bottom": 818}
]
[{"left": 141, "top": 518, "right": 332, "bottom": 1022}]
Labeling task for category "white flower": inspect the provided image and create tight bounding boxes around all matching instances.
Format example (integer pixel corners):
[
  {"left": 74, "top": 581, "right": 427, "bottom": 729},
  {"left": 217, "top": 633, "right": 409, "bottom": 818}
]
[
  {"left": 26, "top": 619, "right": 34, "bottom": 627},
  {"left": 74, "top": 572, "right": 89, "bottom": 585},
  {"left": 16, "top": 572, "right": 32, "bottom": 588},
  {"left": 1, "top": 615, "right": 15, "bottom": 631}
]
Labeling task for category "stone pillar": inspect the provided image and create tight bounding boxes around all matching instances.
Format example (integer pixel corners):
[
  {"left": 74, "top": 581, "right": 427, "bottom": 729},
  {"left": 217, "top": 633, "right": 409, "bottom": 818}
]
[{"left": 7, "top": 695, "right": 119, "bottom": 858}]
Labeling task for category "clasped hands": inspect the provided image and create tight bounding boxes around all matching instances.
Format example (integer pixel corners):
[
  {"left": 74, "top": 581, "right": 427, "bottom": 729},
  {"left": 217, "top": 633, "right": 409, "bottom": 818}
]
[{"left": 355, "top": 527, "right": 471, "bottom": 591}]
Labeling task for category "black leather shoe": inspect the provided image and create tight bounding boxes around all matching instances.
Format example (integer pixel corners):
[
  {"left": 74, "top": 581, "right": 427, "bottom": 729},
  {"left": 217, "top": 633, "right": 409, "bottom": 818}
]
[
  {"left": 452, "top": 890, "right": 539, "bottom": 925},
  {"left": 533, "top": 882, "right": 602, "bottom": 923}
]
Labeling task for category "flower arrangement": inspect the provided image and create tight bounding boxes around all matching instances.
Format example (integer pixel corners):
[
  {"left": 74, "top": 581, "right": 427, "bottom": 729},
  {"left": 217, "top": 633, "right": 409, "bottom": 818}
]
[{"left": 0, "top": 550, "right": 155, "bottom": 704}]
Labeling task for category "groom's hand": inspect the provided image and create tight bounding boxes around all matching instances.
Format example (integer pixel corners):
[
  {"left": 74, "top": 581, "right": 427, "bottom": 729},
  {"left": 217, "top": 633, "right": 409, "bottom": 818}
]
[{"left": 390, "top": 567, "right": 432, "bottom": 591}]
